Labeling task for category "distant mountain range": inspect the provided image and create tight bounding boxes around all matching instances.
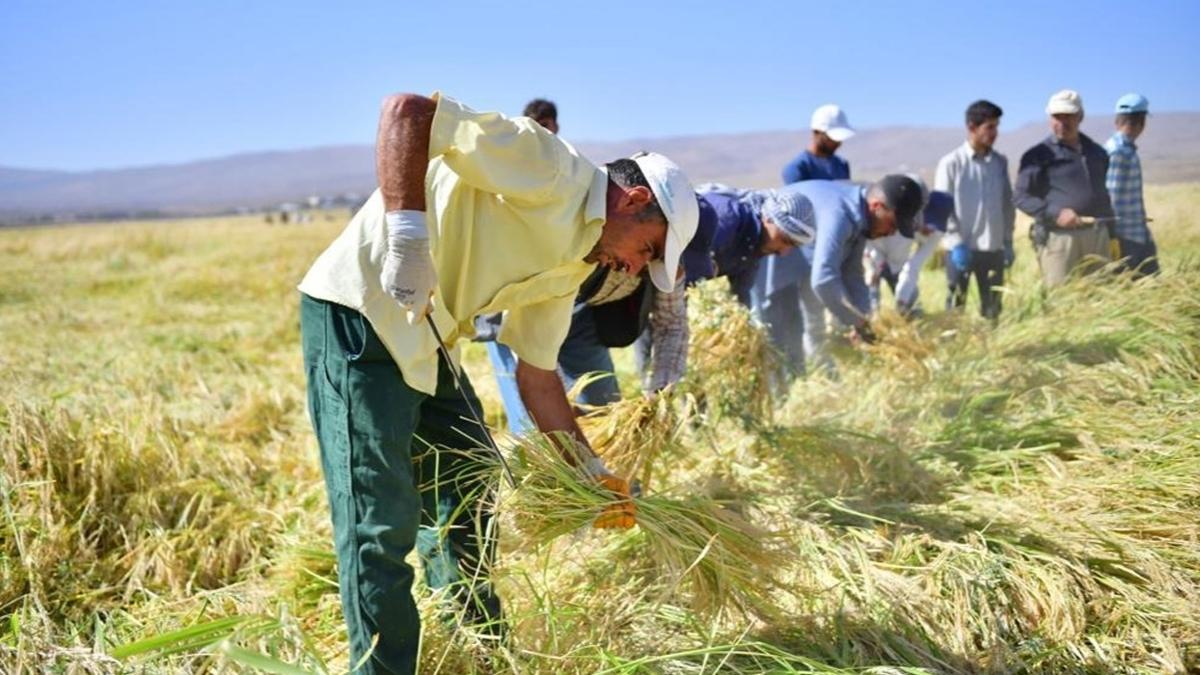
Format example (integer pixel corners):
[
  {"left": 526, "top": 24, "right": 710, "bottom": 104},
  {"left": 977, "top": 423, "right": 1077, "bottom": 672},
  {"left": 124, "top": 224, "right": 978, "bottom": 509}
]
[{"left": 2, "top": 113, "right": 1198, "bottom": 224}]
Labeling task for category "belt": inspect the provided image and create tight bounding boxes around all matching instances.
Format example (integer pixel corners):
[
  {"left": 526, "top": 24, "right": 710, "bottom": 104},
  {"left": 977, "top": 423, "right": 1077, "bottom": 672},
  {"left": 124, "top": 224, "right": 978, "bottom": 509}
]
[
  {"left": 1045, "top": 215, "right": 1114, "bottom": 232},
  {"left": 1045, "top": 222, "right": 1102, "bottom": 233}
]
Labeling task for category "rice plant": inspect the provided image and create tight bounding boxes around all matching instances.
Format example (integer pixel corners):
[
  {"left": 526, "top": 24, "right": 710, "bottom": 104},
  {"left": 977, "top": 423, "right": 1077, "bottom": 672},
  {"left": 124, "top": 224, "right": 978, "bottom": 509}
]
[{"left": 1, "top": 185, "right": 1198, "bottom": 673}]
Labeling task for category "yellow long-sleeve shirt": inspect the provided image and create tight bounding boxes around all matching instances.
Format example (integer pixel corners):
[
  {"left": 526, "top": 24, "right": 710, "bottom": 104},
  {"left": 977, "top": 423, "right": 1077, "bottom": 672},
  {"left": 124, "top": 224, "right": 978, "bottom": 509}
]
[{"left": 298, "top": 93, "right": 606, "bottom": 395}]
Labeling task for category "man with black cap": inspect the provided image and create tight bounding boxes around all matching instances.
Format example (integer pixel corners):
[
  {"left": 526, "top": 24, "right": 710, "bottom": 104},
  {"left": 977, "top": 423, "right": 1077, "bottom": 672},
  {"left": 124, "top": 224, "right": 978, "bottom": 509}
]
[
  {"left": 754, "top": 175, "right": 923, "bottom": 373},
  {"left": 1105, "top": 93, "right": 1158, "bottom": 277},
  {"left": 866, "top": 187, "right": 956, "bottom": 316}
]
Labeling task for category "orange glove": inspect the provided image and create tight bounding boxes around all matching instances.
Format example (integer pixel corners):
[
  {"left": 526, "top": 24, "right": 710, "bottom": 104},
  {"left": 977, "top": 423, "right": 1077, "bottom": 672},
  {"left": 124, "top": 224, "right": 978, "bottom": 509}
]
[{"left": 593, "top": 474, "right": 637, "bottom": 530}]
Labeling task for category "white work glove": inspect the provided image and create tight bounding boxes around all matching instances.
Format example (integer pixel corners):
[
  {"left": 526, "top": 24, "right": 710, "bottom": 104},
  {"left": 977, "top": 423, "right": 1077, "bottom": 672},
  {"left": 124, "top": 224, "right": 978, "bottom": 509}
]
[
  {"left": 381, "top": 210, "right": 437, "bottom": 323},
  {"left": 583, "top": 456, "right": 614, "bottom": 479}
]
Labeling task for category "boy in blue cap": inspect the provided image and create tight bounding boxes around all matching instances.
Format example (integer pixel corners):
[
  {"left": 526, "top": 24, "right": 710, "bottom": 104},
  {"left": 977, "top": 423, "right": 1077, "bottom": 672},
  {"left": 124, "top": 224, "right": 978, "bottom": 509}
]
[{"left": 1105, "top": 94, "right": 1158, "bottom": 277}]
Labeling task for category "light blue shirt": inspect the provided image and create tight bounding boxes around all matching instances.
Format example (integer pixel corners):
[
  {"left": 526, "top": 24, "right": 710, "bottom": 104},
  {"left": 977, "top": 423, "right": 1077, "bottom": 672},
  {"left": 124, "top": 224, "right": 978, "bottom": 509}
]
[
  {"left": 757, "top": 152, "right": 851, "bottom": 306},
  {"left": 934, "top": 141, "right": 1014, "bottom": 252},
  {"left": 754, "top": 181, "right": 871, "bottom": 326}
]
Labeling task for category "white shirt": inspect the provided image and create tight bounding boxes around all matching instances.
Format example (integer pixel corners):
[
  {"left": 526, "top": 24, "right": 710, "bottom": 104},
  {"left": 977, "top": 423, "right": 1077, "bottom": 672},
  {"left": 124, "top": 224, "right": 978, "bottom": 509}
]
[{"left": 865, "top": 229, "right": 943, "bottom": 307}]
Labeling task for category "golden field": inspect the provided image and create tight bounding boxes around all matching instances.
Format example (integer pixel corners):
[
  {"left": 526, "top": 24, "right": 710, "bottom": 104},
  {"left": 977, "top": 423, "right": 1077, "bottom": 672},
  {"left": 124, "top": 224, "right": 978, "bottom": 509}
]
[{"left": 2, "top": 184, "right": 1198, "bottom": 673}]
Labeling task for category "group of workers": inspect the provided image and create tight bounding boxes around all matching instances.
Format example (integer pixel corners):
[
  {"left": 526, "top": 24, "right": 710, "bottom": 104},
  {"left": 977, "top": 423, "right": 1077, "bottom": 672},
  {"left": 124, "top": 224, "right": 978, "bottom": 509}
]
[
  {"left": 734, "top": 89, "right": 1157, "bottom": 381},
  {"left": 297, "top": 87, "right": 1160, "bottom": 673}
]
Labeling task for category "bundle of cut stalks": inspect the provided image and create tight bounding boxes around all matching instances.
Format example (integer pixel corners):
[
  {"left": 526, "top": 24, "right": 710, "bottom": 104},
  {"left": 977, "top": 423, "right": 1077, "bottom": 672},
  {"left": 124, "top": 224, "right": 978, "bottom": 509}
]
[
  {"left": 497, "top": 433, "right": 791, "bottom": 615},
  {"left": 682, "top": 280, "right": 780, "bottom": 423},
  {"left": 576, "top": 386, "right": 694, "bottom": 488},
  {"left": 857, "top": 309, "right": 942, "bottom": 377}
]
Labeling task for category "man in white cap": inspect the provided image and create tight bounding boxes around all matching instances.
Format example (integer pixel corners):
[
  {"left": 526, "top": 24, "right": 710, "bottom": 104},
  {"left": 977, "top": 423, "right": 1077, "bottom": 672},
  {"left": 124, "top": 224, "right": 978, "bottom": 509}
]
[
  {"left": 1105, "top": 93, "right": 1159, "bottom": 277},
  {"left": 781, "top": 104, "right": 856, "bottom": 184},
  {"left": 297, "top": 91, "right": 699, "bottom": 674},
  {"left": 1015, "top": 89, "right": 1114, "bottom": 288}
]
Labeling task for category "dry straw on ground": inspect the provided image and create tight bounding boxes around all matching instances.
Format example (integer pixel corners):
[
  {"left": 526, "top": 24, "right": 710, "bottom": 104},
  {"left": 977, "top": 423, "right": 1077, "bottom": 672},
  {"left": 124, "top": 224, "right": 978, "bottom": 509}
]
[{"left": 2, "top": 184, "right": 1199, "bottom": 673}]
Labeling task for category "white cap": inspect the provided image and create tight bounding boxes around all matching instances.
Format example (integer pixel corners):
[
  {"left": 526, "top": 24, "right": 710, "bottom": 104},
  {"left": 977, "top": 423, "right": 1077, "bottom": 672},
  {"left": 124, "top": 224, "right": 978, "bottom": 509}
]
[
  {"left": 1046, "top": 89, "right": 1084, "bottom": 115},
  {"left": 811, "top": 104, "right": 856, "bottom": 142},
  {"left": 631, "top": 151, "right": 699, "bottom": 293}
]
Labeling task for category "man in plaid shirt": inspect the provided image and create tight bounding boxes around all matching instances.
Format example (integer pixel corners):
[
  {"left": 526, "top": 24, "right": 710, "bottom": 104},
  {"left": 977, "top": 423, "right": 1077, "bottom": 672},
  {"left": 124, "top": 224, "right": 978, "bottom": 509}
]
[{"left": 1105, "top": 93, "right": 1159, "bottom": 277}]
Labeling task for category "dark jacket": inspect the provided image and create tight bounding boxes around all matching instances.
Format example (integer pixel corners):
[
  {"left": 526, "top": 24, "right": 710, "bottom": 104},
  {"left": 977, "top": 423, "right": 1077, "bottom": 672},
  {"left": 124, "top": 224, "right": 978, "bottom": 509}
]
[
  {"left": 1014, "top": 133, "right": 1114, "bottom": 225},
  {"left": 690, "top": 192, "right": 765, "bottom": 306}
]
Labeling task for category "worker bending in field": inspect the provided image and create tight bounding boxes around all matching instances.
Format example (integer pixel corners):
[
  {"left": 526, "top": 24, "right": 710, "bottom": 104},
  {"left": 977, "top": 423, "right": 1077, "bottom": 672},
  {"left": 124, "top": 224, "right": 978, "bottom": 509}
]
[
  {"left": 1015, "top": 90, "right": 1114, "bottom": 288},
  {"left": 473, "top": 98, "right": 585, "bottom": 429},
  {"left": 755, "top": 104, "right": 856, "bottom": 376},
  {"left": 865, "top": 186, "right": 955, "bottom": 316},
  {"left": 758, "top": 175, "right": 925, "bottom": 377},
  {"left": 493, "top": 186, "right": 810, "bottom": 432},
  {"left": 638, "top": 186, "right": 815, "bottom": 381},
  {"left": 298, "top": 92, "right": 699, "bottom": 674}
]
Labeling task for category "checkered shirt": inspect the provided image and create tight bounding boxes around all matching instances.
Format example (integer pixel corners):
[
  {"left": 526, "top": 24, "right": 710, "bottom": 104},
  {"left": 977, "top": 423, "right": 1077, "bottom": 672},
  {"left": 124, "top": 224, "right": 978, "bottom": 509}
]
[{"left": 1104, "top": 133, "right": 1150, "bottom": 244}]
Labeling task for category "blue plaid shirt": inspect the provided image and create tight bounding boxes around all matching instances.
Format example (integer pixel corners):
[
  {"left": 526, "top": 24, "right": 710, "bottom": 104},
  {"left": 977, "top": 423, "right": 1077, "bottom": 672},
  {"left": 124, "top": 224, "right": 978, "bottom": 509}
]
[{"left": 1104, "top": 132, "right": 1150, "bottom": 244}]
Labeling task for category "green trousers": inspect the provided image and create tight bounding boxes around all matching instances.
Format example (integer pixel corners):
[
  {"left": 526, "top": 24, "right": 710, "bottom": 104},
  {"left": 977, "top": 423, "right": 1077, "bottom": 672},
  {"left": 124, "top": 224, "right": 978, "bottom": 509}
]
[{"left": 300, "top": 294, "right": 501, "bottom": 674}]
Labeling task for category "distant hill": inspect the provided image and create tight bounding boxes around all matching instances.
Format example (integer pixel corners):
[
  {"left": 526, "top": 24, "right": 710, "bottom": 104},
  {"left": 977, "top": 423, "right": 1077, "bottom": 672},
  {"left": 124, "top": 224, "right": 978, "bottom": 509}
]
[
  {"left": 579, "top": 112, "right": 1200, "bottom": 189},
  {"left": 3, "top": 113, "right": 1198, "bottom": 223}
]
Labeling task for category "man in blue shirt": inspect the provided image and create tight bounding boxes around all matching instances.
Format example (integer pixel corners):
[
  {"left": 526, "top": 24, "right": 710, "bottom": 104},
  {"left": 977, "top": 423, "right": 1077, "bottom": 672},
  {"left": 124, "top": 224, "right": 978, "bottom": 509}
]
[
  {"left": 630, "top": 187, "right": 810, "bottom": 392},
  {"left": 757, "top": 176, "right": 924, "bottom": 379},
  {"left": 781, "top": 104, "right": 855, "bottom": 184},
  {"left": 692, "top": 188, "right": 811, "bottom": 296},
  {"left": 758, "top": 104, "right": 855, "bottom": 376},
  {"left": 1104, "top": 93, "right": 1158, "bottom": 277},
  {"left": 866, "top": 189, "right": 955, "bottom": 316}
]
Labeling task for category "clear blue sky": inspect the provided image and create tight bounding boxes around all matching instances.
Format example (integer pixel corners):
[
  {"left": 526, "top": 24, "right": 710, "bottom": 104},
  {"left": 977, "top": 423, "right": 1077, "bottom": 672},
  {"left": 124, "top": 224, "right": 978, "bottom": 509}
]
[{"left": 3, "top": 0, "right": 1198, "bottom": 171}]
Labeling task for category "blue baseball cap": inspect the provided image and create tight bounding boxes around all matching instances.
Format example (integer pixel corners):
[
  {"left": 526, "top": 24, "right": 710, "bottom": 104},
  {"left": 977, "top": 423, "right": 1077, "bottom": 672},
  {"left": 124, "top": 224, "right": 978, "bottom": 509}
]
[
  {"left": 924, "top": 191, "right": 954, "bottom": 233},
  {"left": 1115, "top": 93, "right": 1149, "bottom": 114}
]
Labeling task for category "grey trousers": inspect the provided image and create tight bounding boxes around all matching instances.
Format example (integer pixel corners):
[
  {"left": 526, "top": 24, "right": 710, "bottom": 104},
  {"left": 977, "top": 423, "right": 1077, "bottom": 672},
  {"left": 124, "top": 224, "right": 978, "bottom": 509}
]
[{"left": 754, "top": 277, "right": 834, "bottom": 380}]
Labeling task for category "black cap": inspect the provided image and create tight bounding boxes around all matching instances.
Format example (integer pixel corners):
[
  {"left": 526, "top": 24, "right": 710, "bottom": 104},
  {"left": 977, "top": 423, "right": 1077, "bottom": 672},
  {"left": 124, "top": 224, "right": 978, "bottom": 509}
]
[{"left": 877, "top": 174, "right": 924, "bottom": 238}]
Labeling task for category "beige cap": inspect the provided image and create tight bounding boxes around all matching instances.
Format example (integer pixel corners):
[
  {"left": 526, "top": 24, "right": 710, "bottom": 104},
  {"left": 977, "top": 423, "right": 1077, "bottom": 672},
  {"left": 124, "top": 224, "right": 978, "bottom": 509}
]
[{"left": 1046, "top": 89, "right": 1084, "bottom": 115}]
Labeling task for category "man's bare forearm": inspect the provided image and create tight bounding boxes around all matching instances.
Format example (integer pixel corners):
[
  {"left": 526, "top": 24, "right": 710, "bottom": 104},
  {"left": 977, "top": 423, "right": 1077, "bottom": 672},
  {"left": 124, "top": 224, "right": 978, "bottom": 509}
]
[
  {"left": 376, "top": 93, "right": 437, "bottom": 212},
  {"left": 515, "top": 359, "right": 592, "bottom": 460}
]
